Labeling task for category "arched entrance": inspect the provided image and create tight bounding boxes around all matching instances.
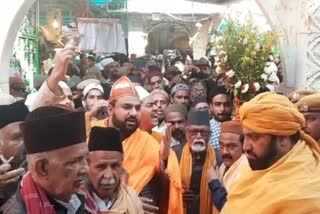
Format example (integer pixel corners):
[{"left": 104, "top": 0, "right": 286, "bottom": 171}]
[
  {"left": 145, "top": 22, "right": 192, "bottom": 55},
  {"left": 0, "top": 0, "right": 36, "bottom": 92}
]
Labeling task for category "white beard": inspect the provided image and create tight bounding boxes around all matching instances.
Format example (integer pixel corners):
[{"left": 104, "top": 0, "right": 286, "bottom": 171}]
[{"left": 191, "top": 144, "right": 206, "bottom": 153}]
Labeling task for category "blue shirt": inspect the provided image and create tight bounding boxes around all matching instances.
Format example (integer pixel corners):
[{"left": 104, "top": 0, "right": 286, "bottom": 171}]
[
  {"left": 208, "top": 179, "right": 227, "bottom": 211},
  {"left": 210, "top": 118, "right": 221, "bottom": 149}
]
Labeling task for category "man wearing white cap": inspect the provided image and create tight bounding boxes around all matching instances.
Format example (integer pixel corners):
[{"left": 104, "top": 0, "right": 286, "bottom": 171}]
[
  {"left": 82, "top": 83, "right": 109, "bottom": 120},
  {"left": 82, "top": 83, "right": 104, "bottom": 111},
  {"left": 98, "top": 58, "right": 120, "bottom": 86}
]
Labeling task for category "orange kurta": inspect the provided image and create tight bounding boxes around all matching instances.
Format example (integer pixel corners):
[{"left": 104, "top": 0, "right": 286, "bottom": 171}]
[{"left": 91, "top": 119, "right": 183, "bottom": 214}]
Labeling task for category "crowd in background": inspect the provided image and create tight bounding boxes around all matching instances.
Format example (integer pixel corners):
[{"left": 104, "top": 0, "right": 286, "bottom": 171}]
[{"left": 1, "top": 47, "right": 320, "bottom": 214}]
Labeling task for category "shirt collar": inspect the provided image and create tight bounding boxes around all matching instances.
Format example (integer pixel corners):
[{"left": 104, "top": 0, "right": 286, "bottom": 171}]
[
  {"left": 93, "top": 193, "right": 114, "bottom": 211},
  {"left": 54, "top": 194, "right": 81, "bottom": 214}
]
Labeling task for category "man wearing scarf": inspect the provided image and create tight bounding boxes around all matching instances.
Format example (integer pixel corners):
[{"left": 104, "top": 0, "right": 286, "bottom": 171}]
[
  {"left": 1, "top": 106, "right": 97, "bottom": 213},
  {"left": 91, "top": 76, "right": 183, "bottom": 214},
  {"left": 87, "top": 127, "right": 143, "bottom": 213},
  {"left": 221, "top": 92, "right": 320, "bottom": 213},
  {"left": 164, "top": 104, "right": 188, "bottom": 161},
  {"left": 0, "top": 98, "right": 29, "bottom": 205},
  {"left": 207, "top": 121, "right": 247, "bottom": 211},
  {"left": 180, "top": 108, "right": 216, "bottom": 214}
]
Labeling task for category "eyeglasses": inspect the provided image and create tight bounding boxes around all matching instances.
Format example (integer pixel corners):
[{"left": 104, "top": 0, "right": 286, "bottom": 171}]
[
  {"left": 187, "top": 129, "right": 210, "bottom": 137},
  {"left": 155, "top": 100, "right": 168, "bottom": 106},
  {"left": 191, "top": 88, "right": 205, "bottom": 93}
]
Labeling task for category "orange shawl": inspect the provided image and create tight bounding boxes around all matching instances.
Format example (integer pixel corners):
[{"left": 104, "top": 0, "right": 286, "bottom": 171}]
[
  {"left": 91, "top": 119, "right": 183, "bottom": 214},
  {"left": 151, "top": 131, "right": 163, "bottom": 143},
  {"left": 221, "top": 141, "right": 320, "bottom": 213},
  {"left": 180, "top": 144, "right": 216, "bottom": 214}
]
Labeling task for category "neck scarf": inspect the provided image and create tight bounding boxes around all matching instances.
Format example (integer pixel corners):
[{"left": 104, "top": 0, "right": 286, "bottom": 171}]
[
  {"left": 91, "top": 118, "right": 183, "bottom": 214},
  {"left": 20, "top": 172, "right": 56, "bottom": 214},
  {"left": 180, "top": 144, "right": 216, "bottom": 214},
  {"left": 20, "top": 172, "right": 98, "bottom": 214}
]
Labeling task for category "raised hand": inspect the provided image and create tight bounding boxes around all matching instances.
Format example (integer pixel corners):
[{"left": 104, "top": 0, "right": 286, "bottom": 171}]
[
  {"left": 89, "top": 100, "right": 109, "bottom": 120},
  {"left": 48, "top": 47, "right": 76, "bottom": 95},
  {"left": 160, "top": 125, "right": 172, "bottom": 162},
  {"left": 207, "top": 165, "right": 220, "bottom": 182},
  {"left": 140, "top": 197, "right": 159, "bottom": 214}
]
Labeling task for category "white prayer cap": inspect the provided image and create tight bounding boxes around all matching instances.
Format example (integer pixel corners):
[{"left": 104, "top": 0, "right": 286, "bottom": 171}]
[
  {"left": 77, "top": 79, "right": 100, "bottom": 90},
  {"left": 58, "top": 81, "right": 70, "bottom": 90},
  {"left": 135, "top": 86, "right": 150, "bottom": 101},
  {"left": 83, "top": 83, "right": 104, "bottom": 98}
]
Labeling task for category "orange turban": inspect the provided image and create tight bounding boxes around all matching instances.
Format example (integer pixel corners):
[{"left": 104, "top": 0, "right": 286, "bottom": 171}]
[
  {"left": 221, "top": 121, "right": 243, "bottom": 135},
  {"left": 109, "top": 76, "right": 138, "bottom": 102},
  {"left": 240, "top": 92, "right": 320, "bottom": 153}
]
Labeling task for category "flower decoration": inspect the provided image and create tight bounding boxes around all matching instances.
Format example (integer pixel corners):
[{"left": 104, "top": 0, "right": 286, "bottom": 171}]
[{"left": 213, "top": 16, "right": 279, "bottom": 101}]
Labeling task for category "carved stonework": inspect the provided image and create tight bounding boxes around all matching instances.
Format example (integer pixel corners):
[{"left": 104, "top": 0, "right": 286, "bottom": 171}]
[{"left": 306, "top": 0, "right": 320, "bottom": 90}]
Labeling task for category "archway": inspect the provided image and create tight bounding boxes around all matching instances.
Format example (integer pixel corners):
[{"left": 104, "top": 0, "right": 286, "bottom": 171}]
[
  {"left": 0, "top": 0, "right": 36, "bottom": 93},
  {"left": 145, "top": 22, "right": 192, "bottom": 55}
]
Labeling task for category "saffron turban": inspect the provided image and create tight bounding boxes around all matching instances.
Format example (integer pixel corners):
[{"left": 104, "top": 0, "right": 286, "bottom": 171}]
[
  {"left": 240, "top": 92, "right": 305, "bottom": 136},
  {"left": 109, "top": 76, "right": 138, "bottom": 102},
  {"left": 240, "top": 92, "right": 320, "bottom": 152}
]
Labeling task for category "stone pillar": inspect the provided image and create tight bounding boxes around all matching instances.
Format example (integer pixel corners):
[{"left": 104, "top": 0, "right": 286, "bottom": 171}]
[
  {"left": 256, "top": 0, "right": 320, "bottom": 92},
  {"left": 305, "top": 1, "right": 320, "bottom": 90},
  {"left": 0, "top": 0, "right": 36, "bottom": 93},
  {"left": 127, "top": 14, "right": 148, "bottom": 57},
  {"left": 192, "top": 18, "right": 214, "bottom": 60}
]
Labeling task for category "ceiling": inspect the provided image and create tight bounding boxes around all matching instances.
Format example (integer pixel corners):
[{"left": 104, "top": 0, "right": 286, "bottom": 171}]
[{"left": 186, "top": 0, "right": 243, "bottom": 4}]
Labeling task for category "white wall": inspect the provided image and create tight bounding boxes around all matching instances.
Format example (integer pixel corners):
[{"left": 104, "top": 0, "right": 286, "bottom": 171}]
[
  {"left": 127, "top": 0, "right": 225, "bottom": 14},
  {"left": 256, "top": 0, "right": 307, "bottom": 91},
  {"left": 0, "top": 0, "right": 36, "bottom": 93}
]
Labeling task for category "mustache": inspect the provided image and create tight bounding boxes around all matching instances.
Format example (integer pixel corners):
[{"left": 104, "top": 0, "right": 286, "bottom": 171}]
[
  {"left": 222, "top": 154, "right": 233, "bottom": 160},
  {"left": 217, "top": 113, "right": 229, "bottom": 116},
  {"left": 245, "top": 151, "right": 257, "bottom": 159},
  {"left": 100, "top": 178, "right": 116, "bottom": 185},
  {"left": 172, "top": 129, "right": 185, "bottom": 136},
  {"left": 126, "top": 117, "right": 138, "bottom": 122},
  {"left": 193, "top": 139, "right": 206, "bottom": 145}
]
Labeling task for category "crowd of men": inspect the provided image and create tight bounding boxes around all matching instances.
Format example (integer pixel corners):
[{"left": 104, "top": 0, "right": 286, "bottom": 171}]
[{"left": 1, "top": 47, "right": 320, "bottom": 214}]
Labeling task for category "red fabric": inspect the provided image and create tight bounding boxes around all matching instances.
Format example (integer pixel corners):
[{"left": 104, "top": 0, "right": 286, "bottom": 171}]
[
  {"left": 20, "top": 172, "right": 99, "bottom": 214},
  {"left": 20, "top": 172, "right": 55, "bottom": 214}
]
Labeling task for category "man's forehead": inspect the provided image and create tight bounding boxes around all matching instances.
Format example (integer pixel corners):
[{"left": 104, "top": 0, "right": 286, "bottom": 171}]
[
  {"left": 166, "top": 112, "right": 185, "bottom": 119},
  {"left": 142, "top": 96, "right": 154, "bottom": 104},
  {"left": 117, "top": 96, "right": 141, "bottom": 105},
  {"left": 87, "top": 89, "right": 103, "bottom": 96},
  {"left": 188, "top": 124, "right": 209, "bottom": 130},
  {"left": 150, "top": 76, "right": 162, "bottom": 82},
  {"left": 90, "top": 150, "right": 123, "bottom": 160},
  {"left": 175, "top": 90, "right": 189, "bottom": 95},
  {"left": 220, "top": 132, "right": 241, "bottom": 142},
  {"left": 212, "top": 94, "right": 230, "bottom": 102},
  {"left": 152, "top": 93, "right": 167, "bottom": 100},
  {"left": 192, "top": 85, "right": 205, "bottom": 89},
  {"left": 0, "top": 121, "right": 22, "bottom": 134}
]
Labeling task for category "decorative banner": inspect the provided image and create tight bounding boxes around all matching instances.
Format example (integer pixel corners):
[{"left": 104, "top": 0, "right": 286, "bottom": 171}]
[{"left": 47, "top": 7, "right": 62, "bottom": 42}]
